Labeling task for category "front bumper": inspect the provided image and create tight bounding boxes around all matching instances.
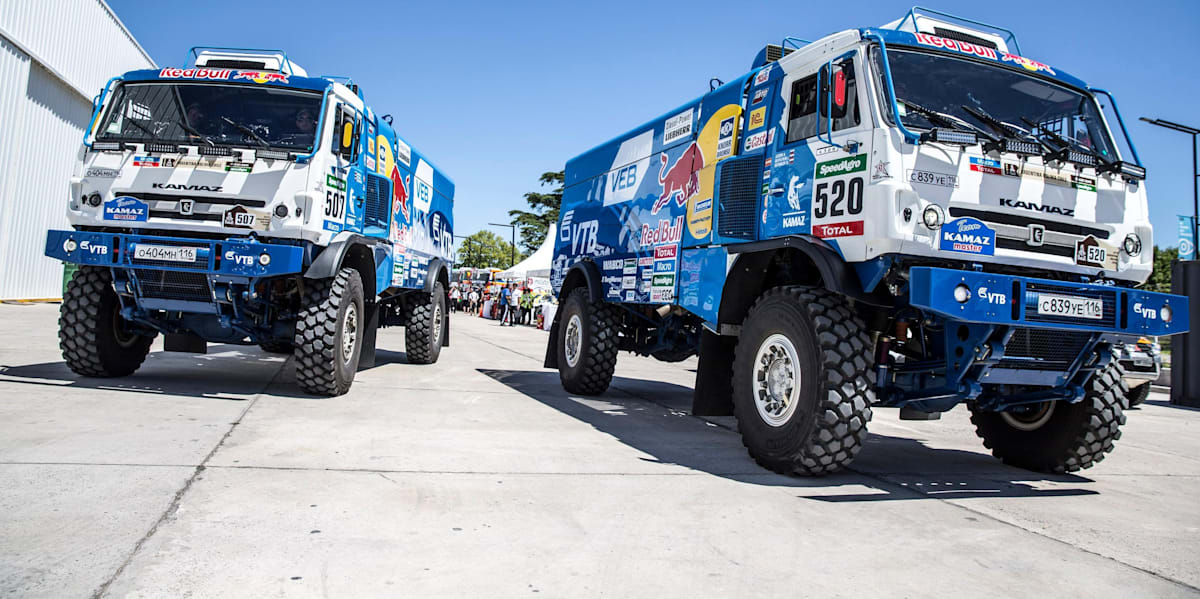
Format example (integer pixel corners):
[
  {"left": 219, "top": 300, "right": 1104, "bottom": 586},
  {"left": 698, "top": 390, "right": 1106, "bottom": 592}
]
[
  {"left": 909, "top": 267, "right": 1188, "bottom": 337},
  {"left": 45, "top": 229, "right": 305, "bottom": 278}
]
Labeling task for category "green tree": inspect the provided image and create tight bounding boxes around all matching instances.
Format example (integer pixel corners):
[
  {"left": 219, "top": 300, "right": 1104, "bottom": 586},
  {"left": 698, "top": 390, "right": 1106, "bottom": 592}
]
[
  {"left": 1144, "top": 245, "right": 1178, "bottom": 293},
  {"left": 508, "top": 171, "right": 564, "bottom": 254},
  {"left": 456, "top": 230, "right": 521, "bottom": 269}
]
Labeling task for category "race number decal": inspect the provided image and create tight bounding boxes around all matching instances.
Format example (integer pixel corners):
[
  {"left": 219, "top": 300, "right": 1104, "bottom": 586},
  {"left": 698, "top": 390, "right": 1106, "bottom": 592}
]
[
  {"left": 813, "top": 177, "right": 863, "bottom": 218},
  {"left": 325, "top": 190, "right": 346, "bottom": 218}
]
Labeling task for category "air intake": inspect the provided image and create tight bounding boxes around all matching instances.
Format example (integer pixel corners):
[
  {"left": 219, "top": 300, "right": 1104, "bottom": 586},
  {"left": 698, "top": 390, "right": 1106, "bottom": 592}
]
[
  {"left": 716, "top": 156, "right": 762, "bottom": 240},
  {"left": 932, "top": 27, "right": 998, "bottom": 50}
]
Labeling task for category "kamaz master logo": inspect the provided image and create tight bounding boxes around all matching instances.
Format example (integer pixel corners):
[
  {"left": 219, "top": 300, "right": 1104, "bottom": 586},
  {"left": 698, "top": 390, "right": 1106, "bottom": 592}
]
[{"left": 815, "top": 155, "right": 866, "bottom": 179}]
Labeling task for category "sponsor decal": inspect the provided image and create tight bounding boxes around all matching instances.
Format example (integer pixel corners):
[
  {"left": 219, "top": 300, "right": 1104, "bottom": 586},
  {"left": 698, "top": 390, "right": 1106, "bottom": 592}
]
[
  {"left": 623, "top": 258, "right": 637, "bottom": 275},
  {"left": 640, "top": 216, "right": 684, "bottom": 246},
  {"left": 767, "top": 128, "right": 774, "bottom": 145},
  {"left": 785, "top": 175, "right": 805, "bottom": 212},
  {"left": 226, "top": 161, "right": 253, "bottom": 173},
  {"left": 390, "top": 166, "right": 411, "bottom": 240},
  {"left": 969, "top": 156, "right": 1002, "bottom": 175},
  {"left": 78, "top": 240, "right": 108, "bottom": 256},
  {"left": 762, "top": 168, "right": 771, "bottom": 180},
  {"left": 622, "top": 275, "right": 636, "bottom": 290},
  {"left": 626, "top": 290, "right": 636, "bottom": 302},
  {"left": 103, "top": 196, "right": 148, "bottom": 222},
  {"left": 85, "top": 167, "right": 119, "bottom": 178},
  {"left": 1133, "top": 302, "right": 1158, "bottom": 321},
  {"left": 232, "top": 71, "right": 289, "bottom": 84},
  {"left": 158, "top": 67, "right": 232, "bottom": 80},
  {"left": 813, "top": 220, "right": 864, "bottom": 238},
  {"left": 999, "top": 198, "right": 1074, "bottom": 217},
  {"left": 637, "top": 257, "right": 655, "bottom": 267},
  {"left": 153, "top": 183, "right": 223, "bottom": 192},
  {"left": 743, "top": 131, "right": 768, "bottom": 152},
  {"left": 1071, "top": 174, "right": 1096, "bottom": 192},
  {"left": 977, "top": 287, "right": 1007, "bottom": 305},
  {"left": 782, "top": 174, "right": 808, "bottom": 231},
  {"left": 663, "top": 109, "right": 694, "bottom": 145},
  {"left": 222, "top": 205, "right": 269, "bottom": 230},
  {"left": 694, "top": 197, "right": 712, "bottom": 213},
  {"left": 872, "top": 160, "right": 891, "bottom": 181},
  {"left": 752, "top": 88, "right": 768, "bottom": 105},
  {"left": 1075, "top": 235, "right": 1118, "bottom": 270},
  {"left": 564, "top": 218, "right": 598, "bottom": 254},
  {"left": 908, "top": 169, "right": 958, "bottom": 188},
  {"left": 748, "top": 107, "right": 766, "bottom": 130},
  {"left": 326, "top": 174, "right": 347, "bottom": 191},
  {"left": 1003, "top": 162, "right": 1022, "bottom": 177},
  {"left": 814, "top": 145, "right": 839, "bottom": 156},
  {"left": 651, "top": 273, "right": 675, "bottom": 287},
  {"left": 654, "top": 244, "right": 678, "bottom": 260},
  {"left": 815, "top": 154, "right": 867, "bottom": 178},
  {"left": 939, "top": 217, "right": 995, "bottom": 256},
  {"left": 715, "top": 116, "right": 736, "bottom": 160},
  {"left": 396, "top": 139, "right": 412, "bottom": 166},
  {"left": 764, "top": 157, "right": 772, "bottom": 167},
  {"left": 176, "top": 156, "right": 227, "bottom": 171},
  {"left": 364, "top": 155, "right": 376, "bottom": 170},
  {"left": 223, "top": 250, "right": 256, "bottom": 267},
  {"left": 654, "top": 142, "right": 705, "bottom": 214},
  {"left": 653, "top": 260, "right": 676, "bottom": 274},
  {"left": 914, "top": 33, "right": 999, "bottom": 61},
  {"left": 999, "top": 52, "right": 1056, "bottom": 76},
  {"left": 773, "top": 151, "right": 793, "bottom": 167},
  {"left": 602, "top": 259, "right": 624, "bottom": 271},
  {"left": 754, "top": 64, "right": 771, "bottom": 85},
  {"left": 132, "top": 156, "right": 160, "bottom": 167},
  {"left": 323, "top": 220, "right": 343, "bottom": 232}
]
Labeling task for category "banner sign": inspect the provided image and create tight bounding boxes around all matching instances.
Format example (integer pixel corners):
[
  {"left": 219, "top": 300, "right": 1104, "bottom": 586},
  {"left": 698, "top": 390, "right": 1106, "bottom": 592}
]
[{"left": 1181, "top": 215, "right": 1197, "bottom": 260}]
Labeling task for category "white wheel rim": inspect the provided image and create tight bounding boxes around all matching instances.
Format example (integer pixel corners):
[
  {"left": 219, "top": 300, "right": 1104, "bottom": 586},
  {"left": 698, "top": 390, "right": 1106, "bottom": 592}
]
[
  {"left": 753, "top": 334, "right": 801, "bottom": 427},
  {"left": 564, "top": 314, "right": 583, "bottom": 368},
  {"left": 341, "top": 303, "right": 358, "bottom": 363},
  {"left": 1001, "top": 401, "right": 1056, "bottom": 431}
]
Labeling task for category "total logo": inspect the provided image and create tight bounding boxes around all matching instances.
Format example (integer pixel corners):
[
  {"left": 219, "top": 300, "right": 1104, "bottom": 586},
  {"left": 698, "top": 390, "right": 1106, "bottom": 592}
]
[
  {"left": 1133, "top": 302, "right": 1158, "bottom": 321},
  {"left": 223, "top": 250, "right": 255, "bottom": 267},
  {"left": 977, "top": 287, "right": 1007, "bottom": 305}
]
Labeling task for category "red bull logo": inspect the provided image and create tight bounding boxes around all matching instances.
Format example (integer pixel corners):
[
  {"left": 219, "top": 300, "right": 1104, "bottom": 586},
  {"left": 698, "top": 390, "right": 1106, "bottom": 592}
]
[
  {"left": 391, "top": 165, "right": 411, "bottom": 236},
  {"left": 653, "top": 142, "right": 705, "bottom": 215},
  {"left": 999, "top": 52, "right": 1056, "bottom": 75},
  {"left": 158, "top": 68, "right": 231, "bottom": 80},
  {"left": 233, "top": 71, "right": 290, "bottom": 84}
]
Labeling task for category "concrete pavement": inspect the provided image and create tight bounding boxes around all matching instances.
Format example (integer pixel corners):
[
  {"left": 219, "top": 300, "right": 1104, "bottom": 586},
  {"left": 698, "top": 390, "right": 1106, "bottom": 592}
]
[{"left": 1, "top": 302, "right": 1197, "bottom": 597}]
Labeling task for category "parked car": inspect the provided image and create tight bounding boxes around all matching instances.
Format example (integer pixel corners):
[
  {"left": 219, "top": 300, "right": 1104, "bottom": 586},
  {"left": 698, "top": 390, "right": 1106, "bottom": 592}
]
[{"left": 1116, "top": 337, "right": 1161, "bottom": 406}]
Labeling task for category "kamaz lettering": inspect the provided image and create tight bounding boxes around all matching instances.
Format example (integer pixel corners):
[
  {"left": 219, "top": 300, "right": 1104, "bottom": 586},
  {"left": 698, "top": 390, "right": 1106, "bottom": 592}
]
[
  {"left": 153, "top": 183, "right": 223, "bottom": 192},
  {"left": 1000, "top": 198, "right": 1075, "bottom": 217}
]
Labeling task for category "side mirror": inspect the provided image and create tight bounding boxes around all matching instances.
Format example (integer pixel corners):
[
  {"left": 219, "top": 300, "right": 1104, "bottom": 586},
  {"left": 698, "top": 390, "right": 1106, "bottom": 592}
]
[
  {"left": 833, "top": 67, "right": 847, "bottom": 109},
  {"left": 338, "top": 113, "right": 355, "bottom": 160}
]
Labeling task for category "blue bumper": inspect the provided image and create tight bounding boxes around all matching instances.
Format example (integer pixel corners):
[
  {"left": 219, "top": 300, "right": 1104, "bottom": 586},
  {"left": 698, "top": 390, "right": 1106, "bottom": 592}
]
[
  {"left": 45, "top": 229, "right": 305, "bottom": 278},
  {"left": 909, "top": 267, "right": 1189, "bottom": 337}
]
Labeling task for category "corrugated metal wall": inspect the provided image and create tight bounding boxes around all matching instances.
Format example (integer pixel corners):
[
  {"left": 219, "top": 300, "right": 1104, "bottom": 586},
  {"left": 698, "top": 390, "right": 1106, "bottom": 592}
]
[{"left": 0, "top": 0, "right": 154, "bottom": 299}]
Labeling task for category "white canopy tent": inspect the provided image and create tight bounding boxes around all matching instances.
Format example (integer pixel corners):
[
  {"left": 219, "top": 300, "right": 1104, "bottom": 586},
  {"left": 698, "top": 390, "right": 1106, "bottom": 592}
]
[{"left": 497, "top": 223, "right": 556, "bottom": 282}]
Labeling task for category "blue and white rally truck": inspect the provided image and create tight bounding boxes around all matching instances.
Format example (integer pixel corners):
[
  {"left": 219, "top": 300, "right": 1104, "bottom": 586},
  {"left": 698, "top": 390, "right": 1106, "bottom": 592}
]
[
  {"left": 46, "top": 49, "right": 455, "bottom": 395},
  {"left": 546, "top": 11, "right": 1190, "bottom": 475}
]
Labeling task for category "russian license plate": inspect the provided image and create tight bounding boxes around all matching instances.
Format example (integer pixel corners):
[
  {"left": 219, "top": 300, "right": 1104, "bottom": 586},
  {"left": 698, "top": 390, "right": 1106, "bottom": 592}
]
[
  {"left": 1036, "top": 293, "right": 1102, "bottom": 320},
  {"left": 134, "top": 244, "right": 197, "bottom": 263}
]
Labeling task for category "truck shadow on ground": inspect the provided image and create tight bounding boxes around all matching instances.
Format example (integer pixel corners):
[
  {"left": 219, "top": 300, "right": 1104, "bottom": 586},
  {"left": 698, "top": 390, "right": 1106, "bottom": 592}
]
[
  {"left": 479, "top": 368, "right": 1098, "bottom": 502},
  {"left": 0, "top": 344, "right": 309, "bottom": 400}
]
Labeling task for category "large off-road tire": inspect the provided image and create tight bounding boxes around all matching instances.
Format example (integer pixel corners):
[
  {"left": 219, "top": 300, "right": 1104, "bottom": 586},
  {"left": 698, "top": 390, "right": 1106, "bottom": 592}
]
[
  {"left": 59, "top": 266, "right": 156, "bottom": 377},
  {"left": 557, "top": 287, "right": 620, "bottom": 395},
  {"left": 404, "top": 283, "right": 446, "bottom": 365},
  {"left": 258, "top": 340, "right": 294, "bottom": 354},
  {"left": 1127, "top": 381, "right": 1151, "bottom": 407},
  {"left": 294, "top": 268, "right": 364, "bottom": 396},
  {"left": 969, "top": 361, "right": 1128, "bottom": 473},
  {"left": 731, "top": 286, "right": 874, "bottom": 476}
]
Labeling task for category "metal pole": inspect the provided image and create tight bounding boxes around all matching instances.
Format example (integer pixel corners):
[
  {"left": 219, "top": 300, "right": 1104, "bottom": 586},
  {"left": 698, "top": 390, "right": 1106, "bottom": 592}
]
[{"left": 1193, "top": 132, "right": 1198, "bottom": 253}]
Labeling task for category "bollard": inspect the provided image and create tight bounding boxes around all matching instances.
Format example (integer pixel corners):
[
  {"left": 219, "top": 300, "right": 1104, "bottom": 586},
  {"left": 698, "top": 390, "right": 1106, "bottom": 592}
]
[{"left": 1171, "top": 260, "right": 1200, "bottom": 406}]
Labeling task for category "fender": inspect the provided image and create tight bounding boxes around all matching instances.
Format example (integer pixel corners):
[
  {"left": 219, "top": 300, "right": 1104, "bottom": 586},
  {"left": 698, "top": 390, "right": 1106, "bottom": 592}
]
[
  {"left": 303, "top": 233, "right": 383, "bottom": 280},
  {"left": 560, "top": 259, "right": 604, "bottom": 304},
  {"left": 423, "top": 257, "right": 448, "bottom": 293},
  {"left": 725, "top": 235, "right": 891, "bottom": 309}
]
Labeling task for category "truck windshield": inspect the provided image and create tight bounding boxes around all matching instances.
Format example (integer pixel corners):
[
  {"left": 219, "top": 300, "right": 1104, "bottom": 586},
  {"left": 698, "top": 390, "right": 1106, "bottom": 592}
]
[
  {"left": 96, "top": 82, "right": 322, "bottom": 152},
  {"left": 873, "top": 47, "right": 1121, "bottom": 161}
]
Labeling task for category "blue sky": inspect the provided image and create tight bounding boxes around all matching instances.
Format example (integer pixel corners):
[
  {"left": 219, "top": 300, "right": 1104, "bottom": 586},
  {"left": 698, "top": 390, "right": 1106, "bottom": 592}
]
[{"left": 109, "top": 0, "right": 1199, "bottom": 251}]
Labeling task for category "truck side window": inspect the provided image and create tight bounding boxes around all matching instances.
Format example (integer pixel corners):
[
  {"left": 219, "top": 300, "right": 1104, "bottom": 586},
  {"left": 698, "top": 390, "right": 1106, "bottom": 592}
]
[{"left": 787, "top": 60, "right": 861, "bottom": 145}]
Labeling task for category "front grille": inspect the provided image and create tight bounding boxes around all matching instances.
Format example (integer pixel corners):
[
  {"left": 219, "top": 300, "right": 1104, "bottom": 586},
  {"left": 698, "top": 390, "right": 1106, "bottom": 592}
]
[
  {"left": 135, "top": 269, "right": 212, "bottom": 302},
  {"left": 1024, "top": 281, "right": 1117, "bottom": 328},
  {"left": 717, "top": 157, "right": 761, "bottom": 239},
  {"left": 123, "top": 192, "right": 266, "bottom": 208},
  {"left": 364, "top": 173, "right": 389, "bottom": 230},
  {"left": 948, "top": 207, "right": 1110, "bottom": 240},
  {"left": 996, "top": 328, "right": 1092, "bottom": 371},
  {"left": 996, "top": 237, "right": 1074, "bottom": 258},
  {"left": 148, "top": 210, "right": 223, "bottom": 222}
]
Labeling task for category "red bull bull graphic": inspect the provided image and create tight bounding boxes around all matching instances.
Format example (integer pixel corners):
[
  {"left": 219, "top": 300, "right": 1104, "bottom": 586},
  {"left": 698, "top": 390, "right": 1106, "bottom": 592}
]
[
  {"left": 653, "top": 142, "right": 705, "bottom": 214},
  {"left": 233, "top": 71, "right": 290, "bottom": 84}
]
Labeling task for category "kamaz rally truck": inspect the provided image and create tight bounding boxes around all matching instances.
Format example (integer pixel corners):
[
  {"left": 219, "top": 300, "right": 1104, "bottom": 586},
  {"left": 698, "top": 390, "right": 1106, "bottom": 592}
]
[
  {"left": 46, "top": 49, "right": 454, "bottom": 395},
  {"left": 545, "top": 11, "right": 1190, "bottom": 475}
]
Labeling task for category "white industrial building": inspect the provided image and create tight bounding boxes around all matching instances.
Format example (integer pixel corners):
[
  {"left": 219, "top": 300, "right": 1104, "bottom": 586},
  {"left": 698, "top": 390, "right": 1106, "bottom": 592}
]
[{"left": 0, "top": 0, "right": 154, "bottom": 300}]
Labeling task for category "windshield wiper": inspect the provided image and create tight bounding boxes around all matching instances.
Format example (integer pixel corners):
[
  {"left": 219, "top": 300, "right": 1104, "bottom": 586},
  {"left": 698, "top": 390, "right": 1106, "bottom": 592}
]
[
  {"left": 124, "top": 118, "right": 161, "bottom": 142},
  {"left": 220, "top": 116, "right": 269, "bottom": 148},
  {"left": 1020, "top": 117, "right": 1109, "bottom": 168},
  {"left": 176, "top": 119, "right": 215, "bottom": 147},
  {"left": 960, "top": 105, "right": 1043, "bottom": 156},
  {"left": 900, "top": 100, "right": 995, "bottom": 144}
]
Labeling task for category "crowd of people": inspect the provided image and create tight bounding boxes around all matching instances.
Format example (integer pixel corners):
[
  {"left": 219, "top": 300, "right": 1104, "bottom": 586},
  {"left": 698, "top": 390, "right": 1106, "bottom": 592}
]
[{"left": 448, "top": 282, "right": 549, "bottom": 328}]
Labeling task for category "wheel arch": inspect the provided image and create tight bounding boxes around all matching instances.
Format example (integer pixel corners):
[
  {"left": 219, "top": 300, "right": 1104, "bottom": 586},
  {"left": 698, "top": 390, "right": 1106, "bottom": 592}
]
[{"left": 305, "top": 236, "right": 378, "bottom": 299}]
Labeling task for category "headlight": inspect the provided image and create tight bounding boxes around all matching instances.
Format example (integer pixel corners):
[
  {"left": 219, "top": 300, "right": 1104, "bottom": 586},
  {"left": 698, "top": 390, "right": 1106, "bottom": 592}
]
[
  {"left": 1161, "top": 305, "right": 1173, "bottom": 323},
  {"left": 63, "top": 239, "right": 77, "bottom": 252},
  {"left": 953, "top": 283, "right": 971, "bottom": 303},
  {"left": 923, "top": 205, "right": 944, "bottom": 229},
  {"left": 273, "top": 204, "right": 289, "bottom": 218},
  {"left": 87, "top": 193, "right": 102, "bottom": 207},
  {"left": 1123, "top": 234, "right": 1142, "bottom": 256},
  {"left": 258, "top": 253, "right": 271, "bottom": 266}
]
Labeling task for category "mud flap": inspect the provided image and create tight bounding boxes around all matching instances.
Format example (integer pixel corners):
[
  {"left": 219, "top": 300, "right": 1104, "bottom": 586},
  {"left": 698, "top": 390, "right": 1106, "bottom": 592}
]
[
  {"left": 358, "top": 301, "right": 378, "bottom": 370},
  {"left": 544, "top": 314, "right": 561, "bottom": 369},
  {"left": 692, "top": 329, "right": 735, "bottom": 416}
]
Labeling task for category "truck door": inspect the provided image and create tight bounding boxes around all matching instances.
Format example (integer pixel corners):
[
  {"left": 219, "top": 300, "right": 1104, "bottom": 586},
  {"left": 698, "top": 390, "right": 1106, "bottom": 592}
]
[
  {"left": 762, "top": 53, "right": 869, "bottom": 242},
  {"left": 324, "top": 104, "right": 359, "bottom": 235}
]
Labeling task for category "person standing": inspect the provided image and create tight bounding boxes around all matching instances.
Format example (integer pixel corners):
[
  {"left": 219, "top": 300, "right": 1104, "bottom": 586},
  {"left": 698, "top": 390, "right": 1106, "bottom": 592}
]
[
  {"left": 511, "top": 285, "right": 523, "bottom": 326},
  {"left": 499, "top": 284, "right": 512, "bottom": 326}
]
